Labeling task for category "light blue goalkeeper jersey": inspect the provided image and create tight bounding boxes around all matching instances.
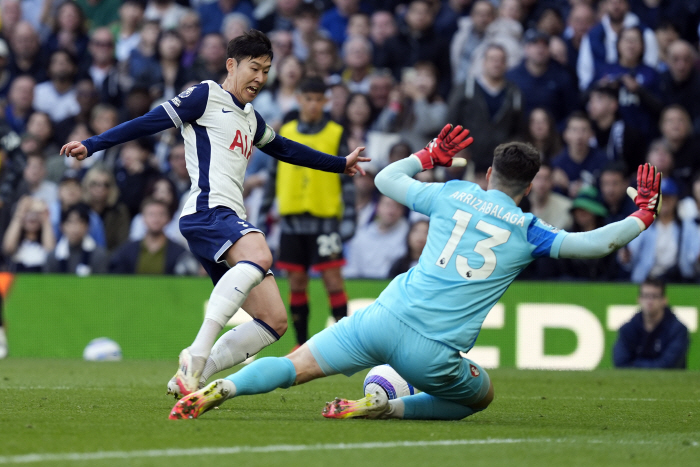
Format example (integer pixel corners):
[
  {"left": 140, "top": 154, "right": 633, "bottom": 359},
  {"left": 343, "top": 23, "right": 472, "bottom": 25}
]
[{"left": 376, "top": 178, "right": 568, "bottom": 352}]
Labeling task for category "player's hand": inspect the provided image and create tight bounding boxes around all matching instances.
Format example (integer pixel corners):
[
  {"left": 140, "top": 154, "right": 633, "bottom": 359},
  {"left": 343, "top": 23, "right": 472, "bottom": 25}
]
[
  {"left": 412, "top": 124, "right": 474, "bottom": 170},
  {"left": 626, "top": 163, "right": 662, "bottom": 230},
  {"left": 60, "top": 141, "right": 89, "bottom": 161},
  {"left": 344, "top": 147, "right": 370, "bottom": 177}
]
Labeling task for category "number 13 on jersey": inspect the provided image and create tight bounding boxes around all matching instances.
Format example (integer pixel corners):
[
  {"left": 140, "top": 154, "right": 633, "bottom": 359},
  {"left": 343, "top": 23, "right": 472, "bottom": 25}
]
[{"left": 436, "top": 209, "right": 512, "bottom": 280}]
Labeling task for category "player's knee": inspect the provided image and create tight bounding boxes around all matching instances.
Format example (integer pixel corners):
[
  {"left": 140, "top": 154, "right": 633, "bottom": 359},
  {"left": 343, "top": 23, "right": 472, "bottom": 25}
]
[
  {"left": 469, "top": 380, "right": 494, "bottom": 412},
  {"left": 264, "top": 303, "right": 288, "bottom": 336}
]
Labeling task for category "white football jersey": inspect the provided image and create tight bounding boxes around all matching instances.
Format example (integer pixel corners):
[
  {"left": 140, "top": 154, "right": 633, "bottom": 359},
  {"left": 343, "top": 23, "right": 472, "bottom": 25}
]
[{"left": 161, "top": 81, "right": 275, "bottom": 220}]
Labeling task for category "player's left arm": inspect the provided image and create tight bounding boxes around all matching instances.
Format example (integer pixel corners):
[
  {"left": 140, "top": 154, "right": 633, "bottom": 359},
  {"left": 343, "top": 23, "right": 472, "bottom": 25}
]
[
  {"left": 253, "top": 111, "right": 369, "bottom": 176},
  {"left": 375, "top": 156, "right": 444, "bottom": 214}
]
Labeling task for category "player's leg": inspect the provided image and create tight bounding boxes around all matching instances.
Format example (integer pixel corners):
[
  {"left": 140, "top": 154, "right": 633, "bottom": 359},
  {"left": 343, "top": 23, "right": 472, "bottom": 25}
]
[
  {"left": 176, "top": 232, "right": 271, "bottom": 394},
  {"left": 199, "top": 273, "right": 287, "bottom": 384},
  {"left": 288, "top": 269, "right": 310, "bottom": 347},
  {"left": 319, "top": 266, "right": 347, "bottom": 324}
]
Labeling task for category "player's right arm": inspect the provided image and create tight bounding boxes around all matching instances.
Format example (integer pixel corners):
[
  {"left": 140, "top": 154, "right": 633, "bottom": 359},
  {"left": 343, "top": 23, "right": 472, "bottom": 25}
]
[
  {"left": 61, "top": 84, "right": 209, "bottom": 160},
  {"left": 557, "top": 163, "right": 661, "bottom": 259}
]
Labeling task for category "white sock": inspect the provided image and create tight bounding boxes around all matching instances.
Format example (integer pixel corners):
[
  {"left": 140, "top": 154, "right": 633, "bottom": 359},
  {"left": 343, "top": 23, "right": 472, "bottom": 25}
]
[
  {"left": 386, "top": 399, "right": 405, "bottom": 419},
  {"left": 189, "top": 262, "right": 265, "bottom": 359},
  {"left": 201, "top": 320, "right": 278, "bottom": 381}
]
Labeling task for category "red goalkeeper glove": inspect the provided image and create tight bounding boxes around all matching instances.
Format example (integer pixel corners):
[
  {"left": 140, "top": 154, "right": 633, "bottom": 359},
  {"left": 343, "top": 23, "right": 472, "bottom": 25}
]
[
  {"left": 412, "top": 124, "right": 474, "bottom": 170},
  {"left": 627, "top": 163, "right": 662, "bottom": 230}
]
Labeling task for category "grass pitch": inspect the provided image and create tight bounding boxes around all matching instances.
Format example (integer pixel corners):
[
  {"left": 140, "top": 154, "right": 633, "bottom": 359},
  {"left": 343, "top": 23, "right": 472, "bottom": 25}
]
[{"left": 0, "top": 359, "right": 698, "bottom": 467}]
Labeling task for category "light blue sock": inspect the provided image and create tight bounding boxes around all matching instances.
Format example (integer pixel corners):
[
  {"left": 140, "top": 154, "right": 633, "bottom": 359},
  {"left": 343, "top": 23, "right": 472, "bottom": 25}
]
[
  {"left": 224, "top": 357, "right": 296, "bottom": 396},
  {"left": 401, "top": 392, "right": 476, "bottom": 420}
]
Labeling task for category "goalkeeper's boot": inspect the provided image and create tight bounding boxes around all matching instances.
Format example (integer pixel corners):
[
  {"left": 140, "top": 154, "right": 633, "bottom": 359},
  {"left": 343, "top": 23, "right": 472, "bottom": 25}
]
[
  {"left": 174, "top": 348, "right": 206, "bottom": 397},
  {"left": 322, "top": 389, "right": 390, "bottom": 419},
  {"left": 167, "top": 373, "right": 207, "bottom": 399},
  {"left": 169, "top": 379, "right": 230, "bottom": 420}
]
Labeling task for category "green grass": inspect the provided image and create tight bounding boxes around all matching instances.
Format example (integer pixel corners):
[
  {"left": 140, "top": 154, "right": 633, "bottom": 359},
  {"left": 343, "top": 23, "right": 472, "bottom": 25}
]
[{"left": 0, "top": 359, "right": 698, "bottom": 467}]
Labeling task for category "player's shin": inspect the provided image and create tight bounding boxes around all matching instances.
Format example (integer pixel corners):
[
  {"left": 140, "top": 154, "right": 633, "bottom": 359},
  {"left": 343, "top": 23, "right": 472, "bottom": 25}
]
[
  {"left": 201, "top": 319, "right": 280, "bottom": 382},
  {"left": 224, "top": 356, "right": 297, "bottom": 396}
]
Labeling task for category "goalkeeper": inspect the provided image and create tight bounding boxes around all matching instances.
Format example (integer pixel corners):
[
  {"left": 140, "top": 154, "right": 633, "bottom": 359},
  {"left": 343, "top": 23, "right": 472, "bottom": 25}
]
[{"left": 169, "top": 125, "right": 662, "bottom": 421}]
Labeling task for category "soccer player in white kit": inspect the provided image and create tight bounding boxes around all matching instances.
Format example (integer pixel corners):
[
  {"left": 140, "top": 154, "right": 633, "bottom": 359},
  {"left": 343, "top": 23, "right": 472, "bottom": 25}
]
[{"left": 61, "top": 30, "right": 369, "bottom": 398}]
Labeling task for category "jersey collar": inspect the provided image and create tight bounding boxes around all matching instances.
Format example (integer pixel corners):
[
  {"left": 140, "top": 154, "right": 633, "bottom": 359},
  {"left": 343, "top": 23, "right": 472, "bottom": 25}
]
[{"left": 219, "top": 84, "right": 252, "bottom": 114}]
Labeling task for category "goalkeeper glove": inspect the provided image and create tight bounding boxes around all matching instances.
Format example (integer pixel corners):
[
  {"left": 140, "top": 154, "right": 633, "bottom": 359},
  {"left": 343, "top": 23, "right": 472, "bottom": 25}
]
[
  {"left": 412, "top": 124, "right": 473, "bottom": 171},
  {"left": 626, "top": 162, "right": 662, "bottom": 230}
]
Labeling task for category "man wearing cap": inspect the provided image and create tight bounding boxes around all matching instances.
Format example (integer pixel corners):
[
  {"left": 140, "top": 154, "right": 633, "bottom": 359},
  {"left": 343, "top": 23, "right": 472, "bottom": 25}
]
[
  {"left": 506, "top": 28, "right": 579, "bottom": 129},
  {"left": 619, "top": 177, "right": 685, "bottom": 282}
]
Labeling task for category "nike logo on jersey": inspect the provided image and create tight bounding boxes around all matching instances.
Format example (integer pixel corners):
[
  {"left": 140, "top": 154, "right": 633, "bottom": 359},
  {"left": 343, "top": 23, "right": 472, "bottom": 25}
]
[{"left": 222, "top": 108, "right": 233, "bottom": 113}]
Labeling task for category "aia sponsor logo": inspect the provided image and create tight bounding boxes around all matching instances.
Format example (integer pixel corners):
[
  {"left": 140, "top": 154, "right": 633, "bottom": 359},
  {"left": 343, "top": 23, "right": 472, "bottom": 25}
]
[
  {"left": 229, "top": 129, "right": 253, "bottom": 159},
  {"left": 469, "top": 364, "right": 480, "bottom": 377}
]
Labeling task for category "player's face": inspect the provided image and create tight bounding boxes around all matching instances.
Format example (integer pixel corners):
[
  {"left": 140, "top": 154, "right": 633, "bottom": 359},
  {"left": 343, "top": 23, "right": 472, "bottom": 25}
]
[{"left": 228, "top": 55, "right": 272, "bottom": 104}]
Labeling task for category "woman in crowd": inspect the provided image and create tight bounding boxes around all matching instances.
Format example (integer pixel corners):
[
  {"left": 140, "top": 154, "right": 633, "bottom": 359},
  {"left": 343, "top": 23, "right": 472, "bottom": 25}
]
[
  {"left": 522, "top": 107, "right": 562, "bottom": 163},
  {"left": 82, "top": 166, "right": 131, "bottom": 253},
  {"left": 254, "top": 54, "right": 305, "bottom": 129},
  {"left": 2, "top": 196, "right": 55, "bottom": 272}
]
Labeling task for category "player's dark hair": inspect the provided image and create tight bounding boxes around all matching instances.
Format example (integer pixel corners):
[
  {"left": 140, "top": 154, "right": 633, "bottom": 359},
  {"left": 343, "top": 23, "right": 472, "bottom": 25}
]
[
  {"left": 227, "top": 29, "right": 273, "bottom": 63},
  {"left": 492, "top": 142, "right": 541, "bottom": 194},
  {"left": 298, "top": 76, "right": 327, "bottom": 94},
  {"left": 641, "top": 277, "right": 666, "bottom": 296}
]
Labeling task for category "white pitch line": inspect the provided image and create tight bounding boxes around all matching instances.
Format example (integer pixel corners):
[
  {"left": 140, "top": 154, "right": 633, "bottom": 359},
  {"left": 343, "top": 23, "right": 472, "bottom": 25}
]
[{"left": 0, "top": 438, "right": 697, "bottom": 464}]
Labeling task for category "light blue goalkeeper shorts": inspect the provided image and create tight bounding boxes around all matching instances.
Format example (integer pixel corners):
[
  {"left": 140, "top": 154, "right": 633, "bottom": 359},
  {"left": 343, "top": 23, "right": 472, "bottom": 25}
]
[{"left": 307, "top": 301, "right": 490, "bottom": 406}]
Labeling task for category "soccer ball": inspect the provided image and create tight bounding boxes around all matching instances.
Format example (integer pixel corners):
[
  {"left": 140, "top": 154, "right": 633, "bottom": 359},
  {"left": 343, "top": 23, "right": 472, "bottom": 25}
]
[
  {"left": 83, "top": 337, "right": 122, "bottom": 361},
  {"left": 363, "top": 365, "right": 415, "bottom": 400}
]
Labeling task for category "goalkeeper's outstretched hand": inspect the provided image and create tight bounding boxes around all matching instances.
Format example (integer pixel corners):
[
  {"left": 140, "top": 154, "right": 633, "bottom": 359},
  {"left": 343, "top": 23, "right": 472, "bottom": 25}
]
[
  {"left": 627, "top": 162, "right": 662, "bottom": 230},
  {"left": 412, "top": 124, "right": 473, "bottom": 170}
]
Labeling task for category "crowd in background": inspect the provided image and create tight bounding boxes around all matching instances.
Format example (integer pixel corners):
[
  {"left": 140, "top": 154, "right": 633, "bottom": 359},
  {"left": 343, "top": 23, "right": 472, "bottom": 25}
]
[{"left": 0, "top": 0, "right": 699, "bottom": 282}]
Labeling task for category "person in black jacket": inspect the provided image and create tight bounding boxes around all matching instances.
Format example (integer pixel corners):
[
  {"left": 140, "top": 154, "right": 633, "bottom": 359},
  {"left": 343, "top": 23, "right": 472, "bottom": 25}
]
[
  {"left": 109, "top": 198, "right": 197, "bottom": 275},
  {"left": 613, "top": 278, "right": 689, "bottom": 368}
]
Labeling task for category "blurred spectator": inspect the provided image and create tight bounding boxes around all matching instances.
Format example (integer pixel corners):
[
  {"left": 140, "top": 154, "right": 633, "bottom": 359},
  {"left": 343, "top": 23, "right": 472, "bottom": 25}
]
[
  {"left": 114, "top": 138, "right": 160, "bottom": 218},
  {"left": 321, "top": 0, "right": 365, "bottom": 46},
  {"left": 145, "top": 0, "right": 188, "bottom": 31},
  {"left": 0, "top": 38, "right": 11, "bottom": 99},
  {"left": 434, "top": 0, "right": 473, "bottom": 39},
  {"left": 379, "top": 0, "right": 452, "bottom": 98},
  {"left": 645, "top": 138, "right": 674, "bottom": 182},
  {"left": 586, "top": 81, "right": 646, "bottom": 171},
  {"left": 506, "top": 29, "right": 578, "bottom": 129},
  {"left": 535, "top": 6, "right": 564, "bottom": 38},
  {"left": 679, "top": 179, "right": 700, "bottom": 281},
  {"left": 133, "top": 30, "right": 190, "bottom": 102},
  {"left": 447, "top": 44, "right": 522, "bottom": 173},
  {"left": 556, "top": 186, "right": 622, "bottom": 280},
  {"left": 221, "top": 12, "right": 252, "bottom": 42},
  {"left": 367, "top": 69, "right": 394, "bottom": 111},
  {"left": 593, "top": 26, "right": 663, "bottom": 141},
  {"left": 166, "top": 142, "right": 190, "bottom": 198},
  {"left": 341, "top": 35, "right": 373, "bottom": 93},
  {"left": 291, "top": 2, "right": 324, "bottom": 62},
  {"left": 113, "top": 0, "right": 145, "bottom": 63},
  {"left": 0, "top": 0, "right": 21, "bottom": 43},
  {"left": 369, "top": 10, "right": 397, "bottom": 67},
  {"left": 266, "top": 30, "right": 293, "bottom": 84},
  {"left": 16, "top": 153, "right": 58, "bottom": 207},
  {"left": 450, "top": 0, "right": 496, "bottom": 85},
  {"left": 551, "top": 112, "right": 608, "bottom": 198},
  {"left": 562, "top": 3, "right": 595, "bottom": 86},
  {"left": 527, "top": 163, "right": 572, "bottom": 230},
  {"left": 81, "top": 165, "right": 130, "bottom": 253},
  {"left": 344, "top": 194, "right": 409, "bottom": 279},
  {"left": 33, "top": 49, "right": 80, "bottom": 123},
  {"left": 62, "top": 123, "right": 98, "bottom": 178},
  {"left": 110, "top": 198, "right": 196, "bottom": 274},
  {"left": 121, "top": 85, "right": 154, "bottom": 121},
  {"left": 613, "top": 278, "right": 689, "bottom": 368},
  {"left": 3, "top": 74, "right": 35, "bottom": 135},
  {"left": 388, "top": 219, "right": 428, "bottom": 277},
  {"left": 44, "top": 202, "right": 109, "bottom": 275},
  {"left": 678, "top": 171, "right": 700, "bottom": 222},
  {"left": 342, "top": 92, "right": 375, "bottom": 151},
  {"left": 254, "top": 54, "right": 304, "bottom": 129},
  {"left": 521, "top": 107, "right": 561, "bottom": 163},
  {"left": 347, "top": 12, "right": 370, "bottom": 41},
  {"left": 354, "top": 161, "right": 378, "bottom": 229},
  {"left": 49, "top": 175, "right": 106, "bottom": 247},
  {"left": 577, "top": 0, "right": 658, "bottom": 91},
  {"left": 175, "top": 10, "right": 201, "bottom": 69},
  {"left": 598, "top": 161, "right": 637, "bottom": 224},
  {"left": 620, "top": 177, "right": 683, "bottom": 282},
  {"left": 327, "top": 81, "right": 349, "bottom": 123},
  {"left": 129, "top": 176, "right": 184, "bottom": 245},
  {"left": 659, "top": 105, "right": 700, "bottom": 195},
  {"left": 188, "top": 33, "right": 228, "bottom": 83},
  {"left": 197, "top": 0, "right": 255, "bottom": 36},
  {"left": 659, "top": 40, "right": 700, "bottom": 133},
  {"left": 53, "top": 78, "right": 99, "bottom": 147},
  {"left": 88, "top": 104, "right": 121, "bottom": 170},
  {"left": 305, "top": 36, "right": 342, "bottom": 83},
  {"left": 2, "top": 196, "right": 54, "bottom": 272},
  {"left": 653, "top": 20, "right": 679, "bottom": 72},
  {"left": 127, "top": 20, "right": 161, "bottom": 85},
  {"left": 75, "top": 0, "right": 121, "bottom": 31},
  {"left": 374, "top": 61, "right": 446, "bottom": 154},
  {"left": 87, "top": 27, "right": 123, "bottom": 107},
  {"left": 0, "top": 120, "right": 23, "bottom": 233},
  {"left": 8, "top": 21, "right": 48, "bottom": 83},
  {"left": 387, "top": 141, "right": 412, "bottom": 165},
  {"left": 45, "top": 1, "right": 89, "bottom": 59},
  {"left": 257, "top": 0, "right": 300, "bottom": 33}
]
